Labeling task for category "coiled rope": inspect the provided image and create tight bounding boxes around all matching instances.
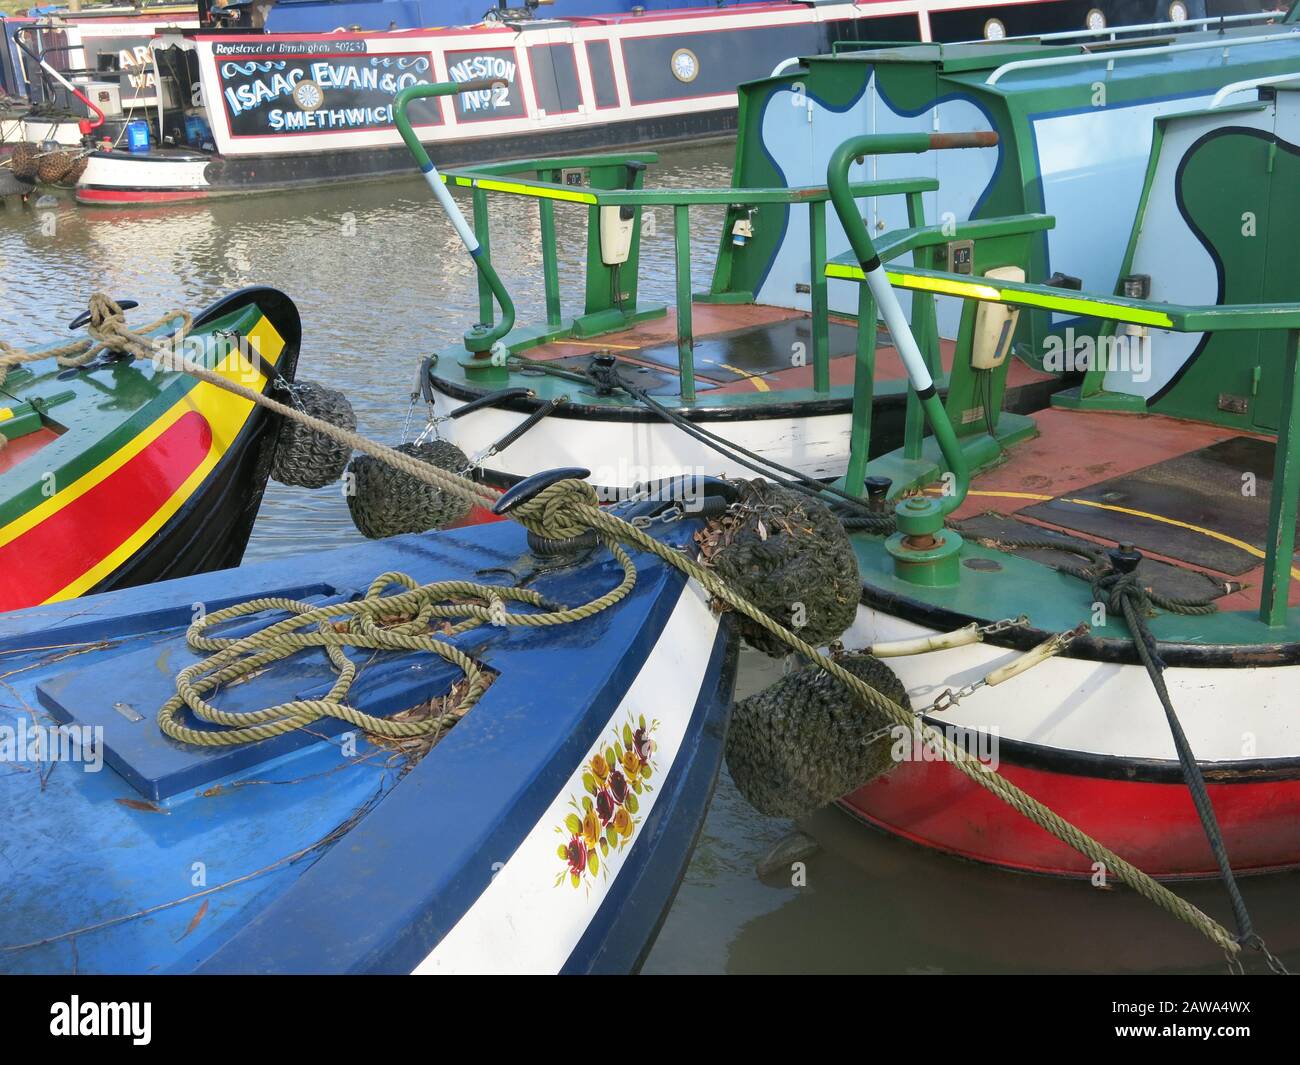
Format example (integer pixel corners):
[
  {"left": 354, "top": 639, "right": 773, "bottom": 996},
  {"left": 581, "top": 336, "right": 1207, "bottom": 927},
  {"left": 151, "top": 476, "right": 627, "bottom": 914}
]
[
  {"left": 18, "top": 295, "right": 1253, "bottom": 961},
  {"left": 159, "top": 557, "right": 637, "bottom": 747}
]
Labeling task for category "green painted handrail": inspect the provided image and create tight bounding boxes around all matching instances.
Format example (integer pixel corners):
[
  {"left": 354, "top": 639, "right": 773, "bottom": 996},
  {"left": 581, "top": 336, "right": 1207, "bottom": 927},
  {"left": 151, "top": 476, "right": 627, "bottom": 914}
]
[
  {"left": 393, "top": 79, "right": 516, "bottom": 352},
  {"left": 442, "top": 165, "right": 939, "bottom": 207},
  {"left": 827, "top": 261, "right": 1300, "bottom": 333},
  {"left": 827, "top": 131, "right": 999, "bottom": 516}
]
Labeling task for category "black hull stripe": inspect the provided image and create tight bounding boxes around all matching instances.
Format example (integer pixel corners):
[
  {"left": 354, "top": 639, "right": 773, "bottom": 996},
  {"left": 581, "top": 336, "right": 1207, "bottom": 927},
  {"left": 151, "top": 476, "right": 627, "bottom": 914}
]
[{"left": 859, "top": 580, "right": 1300, "bottom": 668}]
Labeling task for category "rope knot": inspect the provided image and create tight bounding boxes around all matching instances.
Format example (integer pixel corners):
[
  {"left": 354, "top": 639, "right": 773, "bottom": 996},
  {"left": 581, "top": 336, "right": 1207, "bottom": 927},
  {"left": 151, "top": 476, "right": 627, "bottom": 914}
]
[
  {"left": 87, "top": 292, "right": 125, "bottom": 330},
  {"left": 508, "top": 478, "right": 601, "bottom": 541}
]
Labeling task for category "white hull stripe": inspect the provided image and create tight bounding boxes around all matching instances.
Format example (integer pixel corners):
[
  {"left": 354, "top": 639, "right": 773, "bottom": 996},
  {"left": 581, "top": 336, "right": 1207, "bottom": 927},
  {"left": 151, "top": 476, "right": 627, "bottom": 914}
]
[
  {"left": 846, "top": 607, "right": 1300, "bottom": 764},
  {"left": 414, "top": 580, "right": 717, "bottom": 974},
  {"left": 431, "top": 391, "right": 854, "bottom": 487}
]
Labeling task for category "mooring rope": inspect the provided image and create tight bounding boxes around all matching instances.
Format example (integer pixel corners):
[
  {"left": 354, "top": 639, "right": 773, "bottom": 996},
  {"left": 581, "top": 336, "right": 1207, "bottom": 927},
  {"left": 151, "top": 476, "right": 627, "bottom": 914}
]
[
  {"left": 12, "top": 295, "right": 1254, "bottom": 960},
  {"left": 0, "top": 293, "right": 186, "bottom": 388}
]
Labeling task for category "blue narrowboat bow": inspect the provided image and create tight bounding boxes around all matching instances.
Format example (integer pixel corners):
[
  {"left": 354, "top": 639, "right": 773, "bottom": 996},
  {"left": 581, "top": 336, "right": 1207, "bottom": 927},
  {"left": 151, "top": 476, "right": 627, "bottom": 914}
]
[{"left": 0, "top": 480, "right": 736, "bottom": 974}]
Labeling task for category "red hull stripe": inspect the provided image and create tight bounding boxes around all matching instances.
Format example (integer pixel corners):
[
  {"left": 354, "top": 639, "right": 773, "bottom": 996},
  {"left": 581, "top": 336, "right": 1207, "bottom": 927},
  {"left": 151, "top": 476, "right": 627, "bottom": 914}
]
[
  {"left": 77, "top": 187, "right": 209, "bottom": 204},
  {"left": 0, "top": 411, "right": 212, "bottom": 609},
  {"left": 844, "top": 757, "right": 1300, "bottom": 879}
]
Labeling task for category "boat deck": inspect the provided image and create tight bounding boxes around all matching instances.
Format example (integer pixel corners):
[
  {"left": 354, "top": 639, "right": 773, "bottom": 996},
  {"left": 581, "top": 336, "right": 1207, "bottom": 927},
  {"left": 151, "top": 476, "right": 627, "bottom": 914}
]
[
  {"left": 523, "top": 303, "right": 1052, "bottom": 400},
  {"left": 952, "top": 408, "right": 1300, "bottom": 612}
]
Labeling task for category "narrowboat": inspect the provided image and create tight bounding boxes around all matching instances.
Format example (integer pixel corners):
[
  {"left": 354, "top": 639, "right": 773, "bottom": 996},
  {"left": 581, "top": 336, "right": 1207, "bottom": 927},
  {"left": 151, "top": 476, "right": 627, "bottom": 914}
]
[
  {"left": 0, "top": 473, "right": 737, "bottom": 973},
  {"left": 1, "top": 3, "right": 199, "bottom": 158},
  {"left": 0, "top": 286, "right": 300, "bottom": 612},
  {"left": 818, "top": 78, "right": 1300, "bottom": 878},
  {"left": 411, "top": 7, "right": 1298, "bottom": 502},
  {"left": 69, "top": 0, "right": 1210, "bottom": 204}
]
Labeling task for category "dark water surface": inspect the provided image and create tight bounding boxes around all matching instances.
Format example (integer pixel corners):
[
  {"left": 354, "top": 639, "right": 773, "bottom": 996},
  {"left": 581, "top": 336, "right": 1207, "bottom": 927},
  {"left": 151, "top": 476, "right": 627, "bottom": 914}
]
[{"left": 2, "top": 142, "right": 1296, "bottom": 974}]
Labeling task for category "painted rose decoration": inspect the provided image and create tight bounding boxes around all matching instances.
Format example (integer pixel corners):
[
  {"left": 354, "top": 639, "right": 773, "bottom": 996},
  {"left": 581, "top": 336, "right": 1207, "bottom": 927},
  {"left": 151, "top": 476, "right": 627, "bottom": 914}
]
[{"left": 556, "top": 713, "right": 658, "bottom": 890}]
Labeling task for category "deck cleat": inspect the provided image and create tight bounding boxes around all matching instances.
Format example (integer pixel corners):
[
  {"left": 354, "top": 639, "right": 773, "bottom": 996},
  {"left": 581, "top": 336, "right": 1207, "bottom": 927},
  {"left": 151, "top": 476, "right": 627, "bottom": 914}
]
[
  {"left": 1108, "top": 541, "right": 1143, "bottom": 575},
  {"left": 865, "top": 476, "right": 893, "bottom": 514}
]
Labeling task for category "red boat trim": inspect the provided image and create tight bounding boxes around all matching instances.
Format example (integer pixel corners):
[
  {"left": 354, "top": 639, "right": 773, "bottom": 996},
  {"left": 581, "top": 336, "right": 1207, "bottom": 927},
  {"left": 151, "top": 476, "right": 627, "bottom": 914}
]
[
  {"left": 0, "top": 411, "right": 212, "bottom": 610},
  {"left": 920, "top": 718, "right": 1300, "bottom": 785},
  {"left": 76, "top": 186, "right": 210, "bottom": 203},
  {"left": 842, "top": 756, "right": 1300, "bottom": 879}
]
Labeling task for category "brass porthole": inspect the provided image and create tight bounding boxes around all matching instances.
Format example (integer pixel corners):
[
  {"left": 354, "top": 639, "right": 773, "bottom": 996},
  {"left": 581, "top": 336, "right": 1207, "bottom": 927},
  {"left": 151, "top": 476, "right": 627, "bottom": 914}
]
[
  {"left": 670, "top": 48, "right": 700, "bottom": 83},
  {"left": 292, "top": 79, "right": 324, "bottom": 111}
]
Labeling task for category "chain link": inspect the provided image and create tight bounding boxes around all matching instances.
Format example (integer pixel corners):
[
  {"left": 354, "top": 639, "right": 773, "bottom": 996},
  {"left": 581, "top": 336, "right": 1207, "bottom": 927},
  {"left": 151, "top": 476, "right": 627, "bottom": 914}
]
[
  {"left": 630, "top": 502, "right": 685, "bottom": 529},
  {"left": 978, "top": 614, "right": 1030, "bottom": 636}
]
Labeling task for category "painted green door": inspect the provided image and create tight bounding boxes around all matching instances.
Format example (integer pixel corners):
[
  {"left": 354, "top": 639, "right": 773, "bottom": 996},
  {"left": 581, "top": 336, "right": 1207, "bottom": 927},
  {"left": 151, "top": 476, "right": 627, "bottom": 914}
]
[
  {"left": 1254, "top": 130, "right": 1300, "bottom": 433},
  {"left": 1150, "top": 126, "right": 1270, "bottom": 425}
]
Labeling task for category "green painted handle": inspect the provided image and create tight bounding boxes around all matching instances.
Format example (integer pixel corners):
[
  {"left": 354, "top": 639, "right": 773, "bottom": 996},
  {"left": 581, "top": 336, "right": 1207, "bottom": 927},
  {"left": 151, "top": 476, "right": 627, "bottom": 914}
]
[
  {"left": 394, "top": 80, "right": 516, "bottom": 349},
  {"left": 393, "top": 80, "right": 497, "bottom": 168},
  {"left": 826, "top": 132, "right": 999, "bottom": 513}
]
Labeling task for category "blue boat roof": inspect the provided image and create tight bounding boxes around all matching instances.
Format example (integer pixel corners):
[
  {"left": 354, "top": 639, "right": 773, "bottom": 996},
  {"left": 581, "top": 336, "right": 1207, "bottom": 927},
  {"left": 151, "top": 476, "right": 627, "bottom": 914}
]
[{"left": 262, "top": 0, "right": 746, "bottom": 34}]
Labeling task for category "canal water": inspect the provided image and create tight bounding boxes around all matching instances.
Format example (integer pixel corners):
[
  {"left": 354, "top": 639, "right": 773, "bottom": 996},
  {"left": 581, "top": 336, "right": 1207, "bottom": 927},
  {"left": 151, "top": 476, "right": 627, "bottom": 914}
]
[{"left": 3, "top": 142, "right": 1298, "bottom": 974}]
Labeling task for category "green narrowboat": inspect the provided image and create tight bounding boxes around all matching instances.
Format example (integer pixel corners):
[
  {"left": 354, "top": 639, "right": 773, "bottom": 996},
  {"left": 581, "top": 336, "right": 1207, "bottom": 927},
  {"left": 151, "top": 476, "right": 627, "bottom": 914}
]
[
  {"left": 0, "top": 287, "right": 300, "bottom": 610},
  {"left": 413, "top": 7, "right": 1300, "bottom": 502}
]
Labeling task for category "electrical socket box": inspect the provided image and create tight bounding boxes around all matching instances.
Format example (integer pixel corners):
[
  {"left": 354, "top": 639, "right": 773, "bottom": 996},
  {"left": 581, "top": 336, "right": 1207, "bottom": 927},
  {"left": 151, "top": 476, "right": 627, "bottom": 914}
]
[
  {"left": 971, "top": 265, "right": 1024, "bottom": 370},
  {"left": 946, "top": 239, "right": 974, "bottom": 275},
  {"left": 600, "top": 205, "right": 635, "bottom": 266}
]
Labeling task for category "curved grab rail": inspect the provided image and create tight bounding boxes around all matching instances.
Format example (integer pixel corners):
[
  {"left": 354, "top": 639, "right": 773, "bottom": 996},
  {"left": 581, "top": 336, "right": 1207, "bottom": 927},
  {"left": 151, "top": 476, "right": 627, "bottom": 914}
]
[
  {"left": 984, "top": 29, "right": 1298, "bottom": 86},
  {"left": 1210, "top": 71, "right": 1300, "bottom": 106},
  {"left": 826, "top": 131, "right": 997, "bottom": 515},
  {"left": 997, "top": 9, "right": 1285, "bottom": 46},
  {"left": 13, "top": 26, "right": 104, "bottom": 131},
  {"left": 393, "top": 78, "right": 515, "bottom": 352}
]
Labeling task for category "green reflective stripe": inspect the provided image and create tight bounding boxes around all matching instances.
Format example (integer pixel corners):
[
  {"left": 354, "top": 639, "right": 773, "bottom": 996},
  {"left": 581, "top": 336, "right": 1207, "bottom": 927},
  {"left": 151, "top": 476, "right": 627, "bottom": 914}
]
[
  {"left": 446, "top": 174, "right": 598, "bottom": 204},
  {"left": 824, "top": 262, "right": 1175, "bottom": 328}
]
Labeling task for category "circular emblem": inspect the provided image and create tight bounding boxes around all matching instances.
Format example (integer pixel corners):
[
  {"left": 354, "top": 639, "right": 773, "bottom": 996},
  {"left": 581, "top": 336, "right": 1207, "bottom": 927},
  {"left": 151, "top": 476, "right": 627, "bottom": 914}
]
[
  {"left": 1085, "top": 7, "right": 1106, "bottom": 30},
  {"left": 670, "top": 48, "right": 699, "bottom": 83},
  {"left": 1167, "top": 0, "right": 1188, "bottom": 21},
  {"left": 293, "top": 79, "right": 325, "bottom": 111},
  {"left": 983, "top": 18, "right": 1007, "bottom": 40}
]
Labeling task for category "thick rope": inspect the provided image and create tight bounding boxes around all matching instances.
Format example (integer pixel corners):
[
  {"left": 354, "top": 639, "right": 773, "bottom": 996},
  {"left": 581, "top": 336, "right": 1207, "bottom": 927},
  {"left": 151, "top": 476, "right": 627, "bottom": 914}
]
[
  {"left": 42, "top": 297, "right": 1245, "bottom": 958},
  {"left": 160, "top": 551, "right": 638, "bottom": 746}
]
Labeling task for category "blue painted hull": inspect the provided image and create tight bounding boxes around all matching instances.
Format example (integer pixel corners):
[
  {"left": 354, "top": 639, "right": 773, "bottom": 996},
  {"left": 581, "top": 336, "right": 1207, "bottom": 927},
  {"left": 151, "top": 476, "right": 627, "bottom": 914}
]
[{"left": 0, "top": 516, "right": 735, "bottom": 973}]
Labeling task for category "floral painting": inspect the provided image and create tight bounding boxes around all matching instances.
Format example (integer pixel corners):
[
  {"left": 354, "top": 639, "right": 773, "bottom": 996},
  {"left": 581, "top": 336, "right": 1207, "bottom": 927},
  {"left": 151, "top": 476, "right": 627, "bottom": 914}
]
[{"left": 555, "top": 713, "right": 658, "bottom": 890}]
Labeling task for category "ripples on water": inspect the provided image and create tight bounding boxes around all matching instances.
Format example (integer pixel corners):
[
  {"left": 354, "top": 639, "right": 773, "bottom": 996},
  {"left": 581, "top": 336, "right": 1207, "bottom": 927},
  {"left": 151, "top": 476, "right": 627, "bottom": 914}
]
[{"left": 4, "top": 143, "right": 1299, "bottom": 974}]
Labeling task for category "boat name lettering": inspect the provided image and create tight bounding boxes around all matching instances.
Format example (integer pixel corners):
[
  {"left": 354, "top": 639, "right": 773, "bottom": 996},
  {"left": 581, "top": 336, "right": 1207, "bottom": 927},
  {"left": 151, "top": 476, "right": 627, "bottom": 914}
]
[
  {"left": 269, "top": 105, "right": 398, "bottom": 132},
  {"left": 447, "top": 52, "right": 520, "bottom": 114},
  {"left": 220, "top": 55, "right": 434, "bottom": 133},
  {"left": 213, "top": 40, "right": 368, "bottom": 56}
]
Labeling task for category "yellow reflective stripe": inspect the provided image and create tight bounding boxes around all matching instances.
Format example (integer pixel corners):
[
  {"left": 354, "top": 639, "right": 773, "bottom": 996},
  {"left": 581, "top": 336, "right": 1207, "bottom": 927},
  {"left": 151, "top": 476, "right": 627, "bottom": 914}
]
[
  {"left": 1000, "top": 287, "right": 1173, "bottom": 328},
  {"left": 446, "top": 174, "right": 597, "bottom": 204},
  {"left": 718, "top": 363, "right": 771, "bottom": 392},
  {"left": 824, "top": 262, "right": 1175, "bottom": 328}
]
